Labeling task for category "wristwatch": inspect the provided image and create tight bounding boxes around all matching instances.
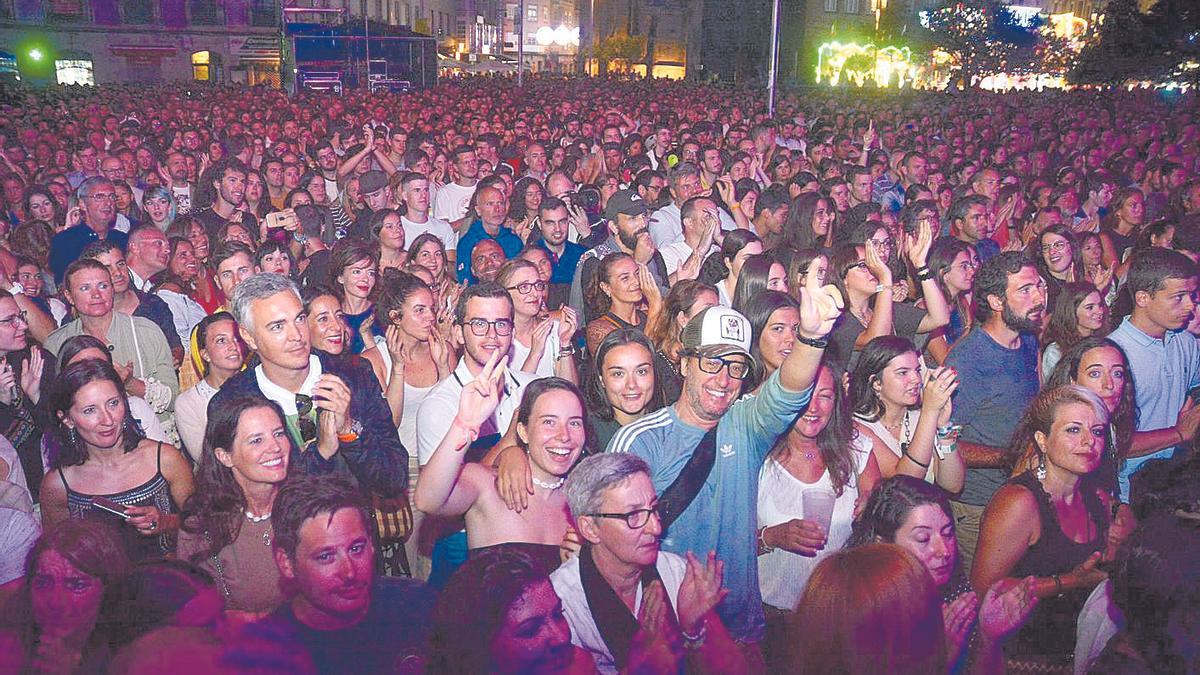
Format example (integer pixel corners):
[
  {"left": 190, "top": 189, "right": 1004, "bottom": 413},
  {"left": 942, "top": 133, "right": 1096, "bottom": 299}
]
[{"left": 338, "top": 418, "right": 364, "bottom": 443}]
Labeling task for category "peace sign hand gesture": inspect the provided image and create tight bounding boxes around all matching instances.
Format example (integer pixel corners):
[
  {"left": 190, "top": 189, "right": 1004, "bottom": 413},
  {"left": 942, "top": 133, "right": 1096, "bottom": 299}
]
[{"left": 453, "top": 349, "right": 506, "bottom": 446}]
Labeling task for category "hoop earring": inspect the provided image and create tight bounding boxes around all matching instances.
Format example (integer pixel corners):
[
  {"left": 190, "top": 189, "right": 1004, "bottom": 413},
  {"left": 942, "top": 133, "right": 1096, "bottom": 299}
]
[{"left": 1035, "top": 452, "right": 1047, "bottom": 481}]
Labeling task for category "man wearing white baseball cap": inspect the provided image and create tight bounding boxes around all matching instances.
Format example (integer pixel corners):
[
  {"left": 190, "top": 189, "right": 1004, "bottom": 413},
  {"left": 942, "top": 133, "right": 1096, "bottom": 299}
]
[{"left": 607, "top": 271, "right": 842, "bottom": 667}]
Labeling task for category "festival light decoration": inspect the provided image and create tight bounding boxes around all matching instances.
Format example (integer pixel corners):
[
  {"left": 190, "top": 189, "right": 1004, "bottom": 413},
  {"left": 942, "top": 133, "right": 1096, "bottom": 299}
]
[{"left": 816, "top": 41, "right": 917, "bottom": 87}]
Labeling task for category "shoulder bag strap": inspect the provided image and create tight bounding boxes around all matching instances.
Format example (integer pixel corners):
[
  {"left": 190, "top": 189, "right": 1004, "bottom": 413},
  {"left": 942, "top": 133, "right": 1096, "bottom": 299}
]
[{"left": 656, "top": 424, "right": 720, "bottom": 530}]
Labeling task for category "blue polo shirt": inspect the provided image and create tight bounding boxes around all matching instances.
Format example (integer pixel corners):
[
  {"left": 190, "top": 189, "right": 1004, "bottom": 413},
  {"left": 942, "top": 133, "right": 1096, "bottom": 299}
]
[
  {"left": 455, "top": 219, "right": 523, "bottom": 284},
  {"left": 49, "top": 225, "right": 129, "bottom": 284},
  {"left": 607, "top": 370, "right": 812, "bottom": 644},
  {"left": 536, "top": 239, "right": 586, "bottom": 285},
  {"left": 1108, "top": 317, "right": 1200, "bottom": 500}
]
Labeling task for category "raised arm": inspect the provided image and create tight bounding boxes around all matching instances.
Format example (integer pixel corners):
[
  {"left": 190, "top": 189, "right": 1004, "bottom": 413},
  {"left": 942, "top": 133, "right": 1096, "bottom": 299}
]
[
  {"left": 854, "top": 240, "right": 894, "bottom": 349},
  {"left": 413, "top": 351, "right": 504, "bottom": 516},
  {"left": 779, "top": 261, "right": 844, "bottom": 393},
  {"left": 909, "top": 221, "right": 950, "bottom": 333}
]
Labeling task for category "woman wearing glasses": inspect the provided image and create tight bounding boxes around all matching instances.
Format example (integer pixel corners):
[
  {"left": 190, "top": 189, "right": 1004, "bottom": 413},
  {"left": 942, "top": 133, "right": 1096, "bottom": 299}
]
[
  {"left": 923, "top": 238, "right": 977, "bottom": 351},
  {"left": 1033, "top": 225, "right": 1088, "bottom": 309},
  {"left": 496, "top": 259, "right": 578, "bottom": 383},
  {"left": 549, "top": 453, "right": 744, "bottom": 674}
]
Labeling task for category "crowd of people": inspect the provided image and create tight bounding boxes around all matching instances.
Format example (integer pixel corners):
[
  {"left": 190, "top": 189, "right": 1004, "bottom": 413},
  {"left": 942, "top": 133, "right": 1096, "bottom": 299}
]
[{"left": 0, "top": 75, "right": 1197, "bottom": 673}]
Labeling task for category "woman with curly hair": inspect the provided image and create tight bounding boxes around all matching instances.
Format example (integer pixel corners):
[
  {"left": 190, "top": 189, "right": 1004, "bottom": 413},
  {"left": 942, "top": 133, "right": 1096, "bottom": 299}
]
[{"left": 177, "top": 394, "right": 292, "bottom": 618}]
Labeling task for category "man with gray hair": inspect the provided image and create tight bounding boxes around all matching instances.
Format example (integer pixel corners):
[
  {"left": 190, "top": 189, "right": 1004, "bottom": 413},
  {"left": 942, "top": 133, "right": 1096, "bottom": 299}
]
[
  {"left": 48, "top": 176, "right": 130, "bottom": 284},
  {"left": 208, "top": 273, "right": 407, "bottom": 497},
  {"left": 550, "top": 453, "right": 743, "bottom": 674},
  {"left": 648, "top": 162, "right": 736, "bottom": 249}
]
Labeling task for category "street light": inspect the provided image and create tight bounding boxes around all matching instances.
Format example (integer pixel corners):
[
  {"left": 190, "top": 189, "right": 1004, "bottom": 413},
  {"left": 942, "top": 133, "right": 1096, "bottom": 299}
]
[{"left": 28, "top": 48, "right": 43, "bottom": 61}]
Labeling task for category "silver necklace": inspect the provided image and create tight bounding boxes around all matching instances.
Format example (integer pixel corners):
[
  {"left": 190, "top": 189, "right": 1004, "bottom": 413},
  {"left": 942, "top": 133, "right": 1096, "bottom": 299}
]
[{"left": 532, "top": 475, "right": 565, "bottom": 490}]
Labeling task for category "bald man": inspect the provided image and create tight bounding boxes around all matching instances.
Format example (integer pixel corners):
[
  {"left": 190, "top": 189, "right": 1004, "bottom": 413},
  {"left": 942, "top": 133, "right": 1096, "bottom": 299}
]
[{"left": 455, "top": 185, "right": 523, "bottom": 284}]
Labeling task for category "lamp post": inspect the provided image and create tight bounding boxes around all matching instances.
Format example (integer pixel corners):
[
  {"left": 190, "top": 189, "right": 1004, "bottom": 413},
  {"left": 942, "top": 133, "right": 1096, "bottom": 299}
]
[
  {"left": 767, "top": 0, "right": 780, "bottom": 116},
  {"left": 518, "top": 0, "right": 525, "bottom": 86}
]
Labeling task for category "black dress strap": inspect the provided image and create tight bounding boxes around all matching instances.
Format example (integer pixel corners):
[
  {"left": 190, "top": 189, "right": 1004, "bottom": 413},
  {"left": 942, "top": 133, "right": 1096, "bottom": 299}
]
[
  {"left": 57, "top": 466, "right": 70, "bottom": 491},
  {"left": 156, "top": 440, "right": 163, "bottom": 471}
]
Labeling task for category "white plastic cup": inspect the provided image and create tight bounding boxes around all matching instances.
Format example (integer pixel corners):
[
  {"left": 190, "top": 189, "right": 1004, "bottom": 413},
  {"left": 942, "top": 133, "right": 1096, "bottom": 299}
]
[{"left": 802, "top": 489, "right": 836, "bottom": 535}]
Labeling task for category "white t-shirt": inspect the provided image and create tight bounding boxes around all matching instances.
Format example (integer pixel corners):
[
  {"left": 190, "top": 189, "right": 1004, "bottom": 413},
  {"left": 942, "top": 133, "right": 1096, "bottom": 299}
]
[
  {"left": 431, "top": 182, "right": 476, "bottom": 223},
  {"left": 756, "top": 433, "right": 871, "bottom": 610},
  {"left": 172, "top": 185, "right": 193, "bottom": 214},
  {"left": 550, "top": 552, "right": 687, "bottom": 675},
  {"left": 659, "top": 241, "right": 717, "bottom": 277},
  {"left": 402, "top": 214, "right": 458, "bottom": 252},
  {"left": 509, "top": 320, "right": 561, "bottom": 378}
]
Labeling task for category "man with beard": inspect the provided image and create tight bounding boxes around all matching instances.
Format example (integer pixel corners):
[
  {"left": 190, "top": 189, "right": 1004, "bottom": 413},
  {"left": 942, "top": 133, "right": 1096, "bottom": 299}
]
[
  {"left": 163, "top": 151, "right": 195, "bottom": 214},
  {"left": 312, "top": 140, "right": 342, "bottom": 201},
  {"left": 607, "top": 282, "right": 842, "bottom": 664},
  {"left": 1109, "top": 249, "right": 1200, "bottom": 501},
  {"left": 570, "top": 190, "right": 668, "bottom": 324},
  {"left": 469, "top": 239, "right": 506, "bottom": 283},
  {"left": 456, "top": 186, "right": 522, "bottom": 284},
  {"left": 193, "top": 158, "right": 254, "bottom": 237},
  {"left": 950, "top": 195, "right": 1000, "bottom": 263},
  {"left": 944, "top": 251, "right": 1046, "bottom": 573},
  {"left": 258, "top": 474, "right": 435, "bottom": 674},
  {"left": 875, "top": 150, "right": 928, "bottom": 214}
]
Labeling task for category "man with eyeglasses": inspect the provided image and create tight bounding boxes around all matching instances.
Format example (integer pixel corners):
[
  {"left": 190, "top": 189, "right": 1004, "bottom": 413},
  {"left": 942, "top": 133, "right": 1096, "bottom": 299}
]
[
  {"left": 551, "top": 453, "right": 743, "bottom": 673},
  {"left": 0, "top": 292, "right": 55, "bottom": 502},
  {"left": 209, "top": 273, "right": 407, "bottom": 499},
  {"left": 49, "top": 176, "right": 130, "bottom": 285},
  {"left": 608, "top": 283, "right": 842, "bottom": 663},
  {"left": 415, "top": 282, "right": 536, "bottom": 586}
]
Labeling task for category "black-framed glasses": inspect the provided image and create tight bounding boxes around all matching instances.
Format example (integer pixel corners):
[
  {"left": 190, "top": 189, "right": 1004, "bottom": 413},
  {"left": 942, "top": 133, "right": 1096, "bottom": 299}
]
[
  {"left": 0, "top": 310, "right": 27, "bottom": 328},
  {"left": 462, "top": 318, "right": 514, "bottom": 336},
  {"left": 506, "top": 280, "right": 547, "bottom": 295},
  {"left": 1041, "top": 240, "right": 1069, "bottom": 254},
  {"left": 587, "top": 505, "right": 660, "bottom": 529},
  {"left": 684, "top": 350, "right": 751, "bottom": 380},
  {"left": 841, "top": 260, "right": 869, "bottom": 277},
  {"left": 295, "top": 394, "right": 317, "bottom": 445}
]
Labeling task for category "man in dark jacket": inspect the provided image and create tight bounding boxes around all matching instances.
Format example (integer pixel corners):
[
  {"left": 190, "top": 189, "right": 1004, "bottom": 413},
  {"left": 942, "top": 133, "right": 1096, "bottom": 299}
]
[{"left": 209, "top": 273, "right": 406, "bottom": 498}]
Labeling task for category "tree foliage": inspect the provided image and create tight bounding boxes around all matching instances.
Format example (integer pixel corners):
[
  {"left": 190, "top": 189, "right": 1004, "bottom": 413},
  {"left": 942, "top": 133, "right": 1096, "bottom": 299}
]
[
  {"left": 923, "top": 0, "right": 1043, "bottom": 87},
  {"left": 594, "top": 31, "right": 646, "bottom": 74},
  {"left": 1071, "top": 0, "right": 1199, "bottom": 86}
]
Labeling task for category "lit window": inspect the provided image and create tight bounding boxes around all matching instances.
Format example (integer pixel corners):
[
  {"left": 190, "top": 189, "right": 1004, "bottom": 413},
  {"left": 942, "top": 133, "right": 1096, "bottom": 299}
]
[{"left": 192, "top": 50, "right": 210, "bottom": 81}]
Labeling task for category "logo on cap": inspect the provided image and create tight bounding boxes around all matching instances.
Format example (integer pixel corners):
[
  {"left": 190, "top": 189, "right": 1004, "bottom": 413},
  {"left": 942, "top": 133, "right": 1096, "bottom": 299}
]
[{"left": 721, "top": 316, "right": 745, "bottom": 342}]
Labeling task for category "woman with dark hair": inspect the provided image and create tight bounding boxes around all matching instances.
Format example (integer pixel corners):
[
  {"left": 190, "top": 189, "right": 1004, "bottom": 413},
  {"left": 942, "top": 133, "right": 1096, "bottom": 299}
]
[
  {"left": 174, "top": 312, "right": 245, "bottom": 463},
  {"left": 408, "top": 231, "right": 456, "bottom": 304},
  {"left": 0, "top": 521, "right": 131, "bottom": 673},
  {"left": 215, "top": 219, "right": 258, "bottom": 253},
  {"left": 368, "top": 207, "right": 406, "bottom": 272},
  {"left": 1041, "top": 282, "right": 1108, "bottom": 379},
  {"left": 782, "top": 192, "right": 835, "bottom": 251},
  {"left": 847, "top": 478, "right": 1038, "bottom": 672},
  {"left": 583, "top": 328, "right": 667, "bottom": 452},
  {"left": 253, "top": 239, "right": 296, "bottom": 278},
  {"left": 283, "top": 187, "right": 313, "bottom": 209},
  {"left": 177, "top": 395, "right": 291, "bottom": 617},
  {"left": 507, "top": 176, "right": 544, "bottom": 239},
  {"left": 100, "top": 559, "right": 224, "bottom": 650},
  {"left": 850, "top": 335, "right": 965, "bottom": 493},
  {"left": 242, "top": 170, "right": 271, "bottom": 221},
  {"left": 786, "top": 248, "right": 828, "bottom": 301},
  {"left": 416, "top": 365, "right": 587, "bottom": 575},
  {"left": 742, "top": 290, "right": 800, "bottom": 390},
  {"left": 52, "top": 334, "right": 169, "bottom": 445},
  {"left": 584, "top": 252, "right": 651, "bottom": 356},
  {"left": 328, "top": 238, "right": 379, "bottom": 354},
  {"left": 924, "top": 237, "right": 977, "bottom": 349},
  {"left": 731, "top": 253, "right": 787, "bottom": 313},
  {"left": 973, "top": 385, "right": 1127, "bottom": 669},
  {"left": 38, "top": 359, "right": 193, "bottom": 561},
  {"left": 1033, "top": 225, "right": 1089, "bottom": 308},
  {"left": 825, "top": 222, "right": 945, "bottom": 370},
  {"left": 301, "top": 284, "right": 348, "bottom": 356},
  {"left": 22, "top": 185, "right": 64, "bottom": 229},
  {"left": 644, "top": 278, "right": 717, "bottom": 397},
  {"left": 1099, "top": 188, "right": 1145, "bottom": 267},
  {"left": 697, "top": 228, "right": 761, "bottom": 307},
  {"left": 162, "top": 219, "right": 222, "bottom": 314},
  {"left": 757, "top": 362, "right": 880, "bottom": 652},
  {"left": 428, "top": 548, "right": 591, "bottom": 674}
]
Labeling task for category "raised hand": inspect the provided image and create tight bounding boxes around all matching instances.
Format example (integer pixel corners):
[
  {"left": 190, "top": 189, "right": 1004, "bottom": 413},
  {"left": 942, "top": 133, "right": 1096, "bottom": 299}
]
[
  {"left": 313, "top": 373, "right": 353, "bottom": 458},
  {"left": 568, "top": 204, "right": 591, "bottom": 238},
  {"left": 20, "top": 348, "right": 43, "bottom": 404},
  {"left": 798, "top": 260, "right": 844, "bottom": 340},
  {"left": 676, "top": 551, "right": 728, "bottom": 635},
  {"left": 557, "top": 306, "right": 579, "bottom": 344},
  {"left": 942, "top": 590, "right": 979, "bottom": 664},
  {"left": 637, "top": 263, "right": 661, "bottom": 311},
  {"left": 863, "top": 119, "right": 878, "bottom": 149},
  {"left": 906, "top": 219, "right": 934, "bottom": 268},
  {"left": 978, "top": 576, "right": 1037, "bottom": 642},
  {"left": 921, "top": 366, "right": 959, "bottom": 424},
  {"left": 627, "top": 581, "right": 683, "bottom": 675},
  {"left": 1092, "top": 263, "right": 1115, "bottom": 291},
  {"left": 863, "top": 239, "right": 892, "bottom": 285},
  {"left": 0, "top": 359, "right": 16, "bottom": 406},
  {"left": 453, "top": 349, "right": 505, "bottom": 441}
]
